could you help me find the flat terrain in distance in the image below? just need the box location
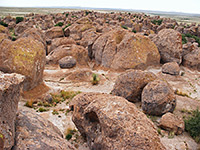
[0,7,200,24]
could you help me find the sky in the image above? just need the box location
[0,0,200,14]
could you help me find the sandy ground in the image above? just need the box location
[19,65,200,149]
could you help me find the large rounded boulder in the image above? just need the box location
[12,110,75,150]
[151,29,182,64]
[111,69,157,102]
[142,79,176,116]
[70,93,165,150]
[90,28,160,70]
[0,37,46,91]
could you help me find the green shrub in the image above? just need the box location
[91,73,99,85]
[184,108,200,142]
[182,34,187,44]
[85,11,92,16]
[121,25,128,30]
[132,29,136,33]
[37,107,49,112]
[0,21,8,27]
[182,33,200,47]
[66,13,69,17]
[71,15,77,18]
[62,23,71,32]
[16,17,24,24]
[151,19,163,25]
[54,22,63,27]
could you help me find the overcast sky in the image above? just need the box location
[0,0,200,14]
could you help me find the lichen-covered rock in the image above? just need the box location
[159,112,184,135]
[91,28,160,70]
[12,110,75,150]
[111,70,157,102]
[59,56,76,69]
[142,79,176,116]
[45,26,64,39]
[162,62,180,75]
[0,72,24,150]
[182,47,200,71]
[151,29,182,64]
[0,37,46,91]
[0,25,9,34]
[70,93,165,150]
[46,44,88,66]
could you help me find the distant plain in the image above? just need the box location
[0,7,200,24]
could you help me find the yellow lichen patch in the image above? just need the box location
[9,37,45,74]
[0,25,8,34]
[80,24,94,32]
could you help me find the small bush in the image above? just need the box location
[66,13,69,17]
[65,128,77,140]
[182,33,200,47]
[16,17,24,24]
[184,108,200,143]
[151,19,163,25]
[132,29,136,33]
[121,25,128,30]
[54,22,63,27]
[62,23,71,31]
[37,107,49,112]
[91,73,99,85]
[0,21,8,27]
[71,15,77,18]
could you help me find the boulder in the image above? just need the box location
[48,37,76,54]
[142,79,176,116]
[0,37,46,91]
[59,56,76,69]
[0,25,9,34]
[45,26,64,39]
[151,29,182,64]
[111,70,157,102]
[18,28,46,47]
[0,72,24,150]
[0,33,9,43]
[70,93,165,150]
[12,110,75,150]
[182,48,200,71]
[14,23,28,36]
[159,112,184,135]
[91,28,160,70]
[46,44,88,66]
[162,62,180,75]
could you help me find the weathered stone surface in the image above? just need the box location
[91,28,160,70]
[151,29,182,64]
[45,26,64,39]
[14,23,28,36]
[70,93,165,150]
[111,70,157,102]
[12,110,75,150]
[0,37,46,91]
[18,28,46,47]
[142,79,176,116]
[46,44,88,66]
[0,72,24,150]
[48,37,76,54]
[0,25,9,34]
[59,56,76,69]
[182,47,200,71]
[159,112,185,135]
[0,33,9,43]
[162,62,180,75]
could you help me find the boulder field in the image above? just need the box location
[0,10,200,149]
